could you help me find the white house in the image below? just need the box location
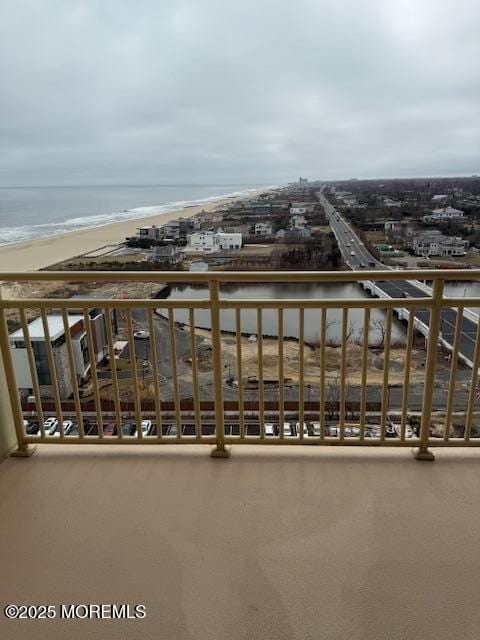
[254,222,273,236]
[185,231,220,253]
[290,206,306,215]
[422,206,464,223]
[217,233,242,250]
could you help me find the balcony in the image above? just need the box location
[1,269,480,638]
[1,269,480,458]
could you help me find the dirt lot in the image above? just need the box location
[190,328,428,387]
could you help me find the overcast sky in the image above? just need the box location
[1,0,479,186]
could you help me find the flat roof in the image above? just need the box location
[9,314,84,342]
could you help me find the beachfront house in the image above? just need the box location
[185,231,242,253]
[162,218,195,241]
[135,225,163,241]
[254,222,273,236]
[185,231,220,253]
[151,245,184,265]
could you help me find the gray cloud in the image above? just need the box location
[0,0,479,185]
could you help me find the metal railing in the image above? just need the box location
[1,269,480,460]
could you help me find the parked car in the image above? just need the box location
[264,423,275,436]
[65,424,79,437]
[282,423,295,437]
[103,421,116,437]
[133,330,150,339]
[121,422,137,436]
[141,420,152,437]
[25,422,40,435]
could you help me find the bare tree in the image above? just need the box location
[370,317,387,348]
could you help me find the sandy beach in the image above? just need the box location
[0,197,237,272]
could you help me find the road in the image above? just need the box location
[318,190,479,367]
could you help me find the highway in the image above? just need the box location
[318,191,479,367]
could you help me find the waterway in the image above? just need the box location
[162,282,408,343]
[161,281,480,343]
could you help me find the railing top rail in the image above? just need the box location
[1,269,480,284]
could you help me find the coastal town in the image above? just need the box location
[4,175,480,441]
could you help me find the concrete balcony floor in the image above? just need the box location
[1,445,480,640]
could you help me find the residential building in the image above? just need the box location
[151,245,184,265]
[412,230,468,257]
[185,231,220,253]
[423,207,465,223]
[290,205,306,215]
[254,222,273,236]
[162,218,195,240]
[217,233,242,250]
[135,225,163,241]
[291,214,307,228]
[9,315,90,399]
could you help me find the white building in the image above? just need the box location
[185,231,220,253]
[290,206,307,215]
[412,230,468,257]
[422,207,464,223]
[9,314,91,399]
[217,233,242,250]
[254,222,273,236]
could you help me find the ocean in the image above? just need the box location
[0,183,276,246]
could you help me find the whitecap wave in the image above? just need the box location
[0,185,280,247]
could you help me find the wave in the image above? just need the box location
[0,186,279,247]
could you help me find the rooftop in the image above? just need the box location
[1,445,480,639]
[9,314,83,342]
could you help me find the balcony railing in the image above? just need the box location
[1,269,480,460]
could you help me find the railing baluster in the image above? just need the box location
[359,307,370,441]
[19,309,45,438]
[417,279,444,460]
[400,308,414,441]
[235,309,245,440]
[298,308,305,441]
[188,308,201,439]
[278,308,285,440]
[257,308,265,439]
[147,309,163,439]
[40,308,64,438]
[380,309,393,441]
[61,308,84,439]
[209,279,228,457]
[104,306,122,440]
[126,309,143,439]
[319,308,326,440]
[444,306,463,442]
[83,307,103,438]
[465,318,480,442]
[339,308,348,440]
[167,308,182,440]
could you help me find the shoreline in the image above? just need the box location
[0,189,267,272]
